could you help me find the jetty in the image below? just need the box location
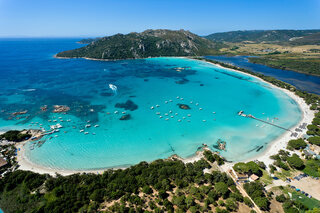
[238,111,291,132]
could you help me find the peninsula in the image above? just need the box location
[56,29,222,60]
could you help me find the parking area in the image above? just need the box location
[290,177,320,200]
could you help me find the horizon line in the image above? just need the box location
[1,28,320,39]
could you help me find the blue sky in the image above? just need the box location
[0,0,319,37]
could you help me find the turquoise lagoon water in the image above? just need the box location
[0,39,301,170]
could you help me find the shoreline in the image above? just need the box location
[14,57,315,176]
[198,58,315,171]
[16,141,205,176]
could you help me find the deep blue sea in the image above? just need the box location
[205,55,320,95]
[0,39,301,170]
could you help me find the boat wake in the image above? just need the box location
[108,84,117,95]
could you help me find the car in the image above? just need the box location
[290,186,296,189]
[305,193,309,196]
[273,177,279,180]
[301,191,305,194]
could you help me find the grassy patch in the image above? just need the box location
[260,169,273,185]
[274,169,292,181]
[291,191,320,210]
[281,186,320,210]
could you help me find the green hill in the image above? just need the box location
[57,29,221,60]
[290,32,320,45]
[77,38,101,44]
[205,30,320,43]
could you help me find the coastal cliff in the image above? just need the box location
[56,29,222,60]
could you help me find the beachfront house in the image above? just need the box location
[249,174,259,182]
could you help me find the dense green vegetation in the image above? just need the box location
[0,157,253,213]
[0,130,31,142]
[307,112,320,136]
[57,29,223,60]
[308,136,320,146]
[203,150,225,165]
[249,57,320,76]
[205,30,320,43]
[233,161,263,177]
[286,154,305,170]
[287,138,307,150]
[243,182,269,210]
[303,159,320,177]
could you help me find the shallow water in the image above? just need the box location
[0,39,301,170]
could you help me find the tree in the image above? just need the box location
[287,139,307,150]
[244,197,253,207]
[308,136,320,146]
[89,189,105,202]
[142,186,153,194]
[287,154,305,170]
[256,161,266,170]
[254,196,269,210]
[214,182,229,197]
[225,198,238,212]
[204,150,215,163]
[158,189,168,199]
[276,194,287,203]
[185,195,195,209]
[246,161,262,176]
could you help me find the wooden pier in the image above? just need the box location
[238,111,291,132]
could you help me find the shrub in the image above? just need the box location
[276,194,287,203]
[204,150,215,163]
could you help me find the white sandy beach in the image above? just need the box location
[14,58,315,176]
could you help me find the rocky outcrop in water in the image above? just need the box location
[120,114,131,120]
[115,100,138,111]
[177,104,191,110]
[53,105,70,113]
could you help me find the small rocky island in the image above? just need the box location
[120,114,131,120]
[53,105,70,113]
[177,103,191,110]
